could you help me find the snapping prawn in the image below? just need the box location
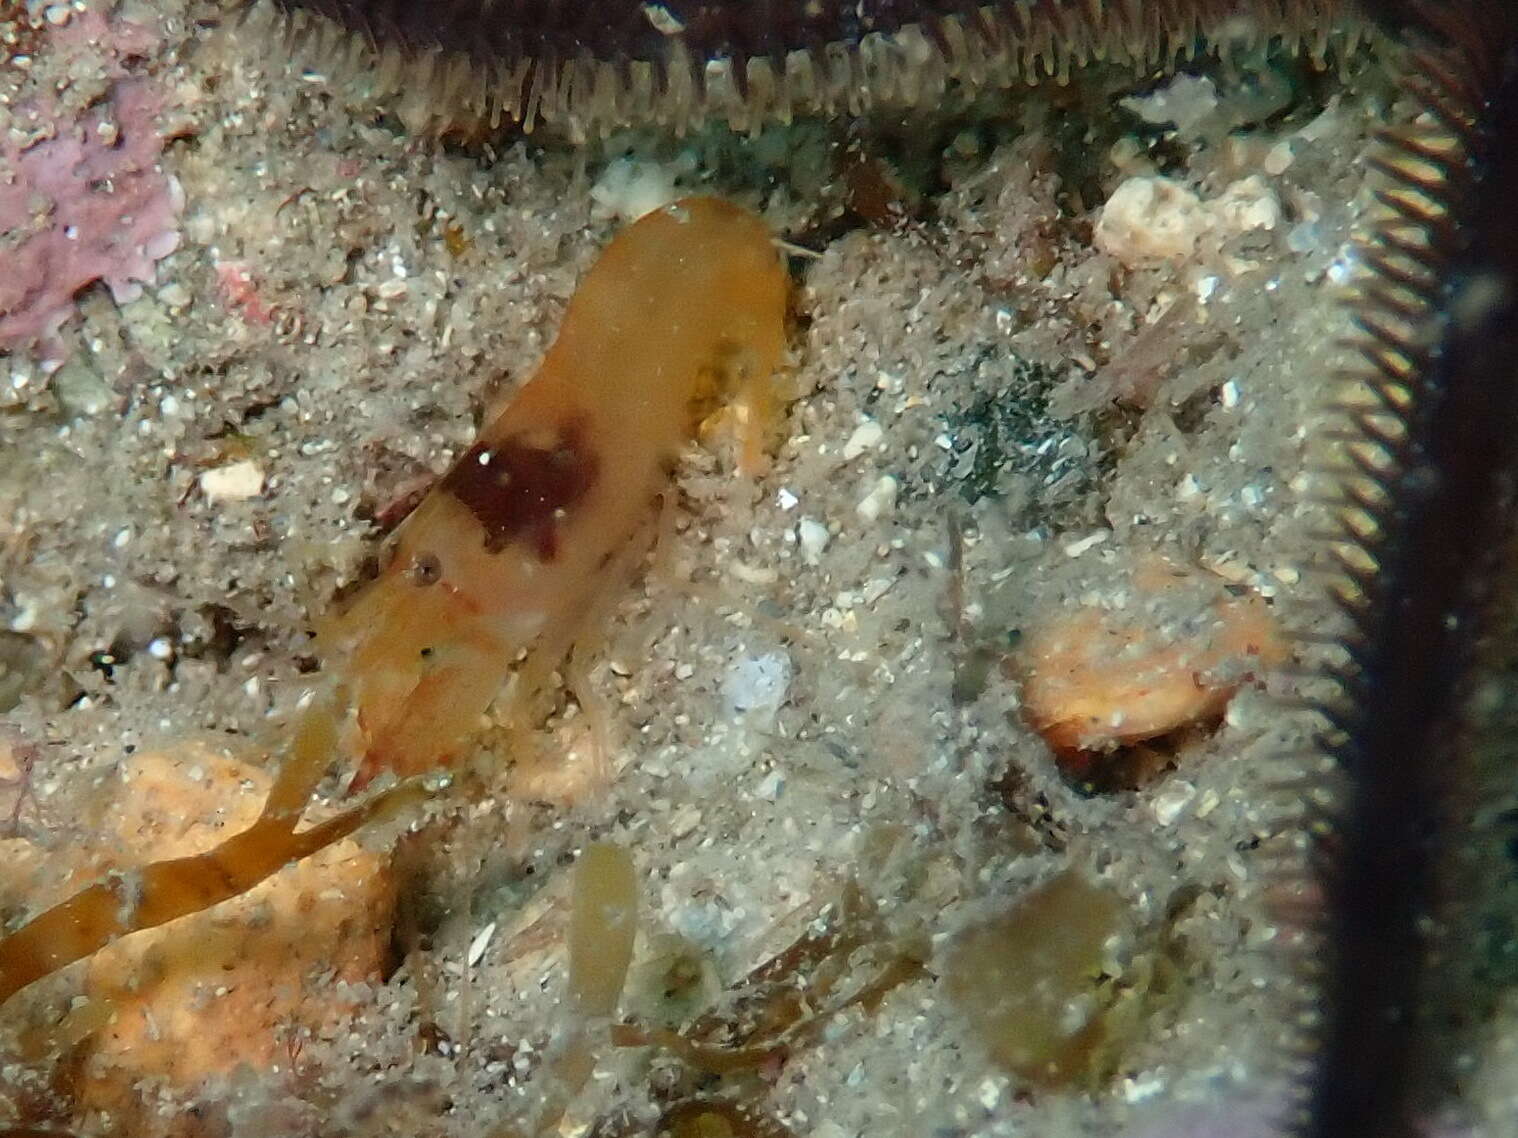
[323,196,789,789]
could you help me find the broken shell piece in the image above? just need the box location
[1096,174,1282,268]
[198,459,265,502]
[1014,556,1287,766]
[76,744,395,1136]
[1095,177,1206,263]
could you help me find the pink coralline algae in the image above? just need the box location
[0,14,181,365]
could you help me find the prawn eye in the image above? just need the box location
[409,552,443,586]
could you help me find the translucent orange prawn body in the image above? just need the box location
[319,197,789,790]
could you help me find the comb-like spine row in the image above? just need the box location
[242,0,1365,135]
[1291,3,1518,1135]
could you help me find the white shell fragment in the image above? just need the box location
[198,460,266,503]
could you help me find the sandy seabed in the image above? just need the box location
[3,3,1518,1135]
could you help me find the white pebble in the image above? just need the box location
[1210,175,1282,235]
[855,475,898,522]
[1119,73,1220,139]
[1095,176,1205,264]
[200,460,266,503]
[1122,1076,1168,1104]
[590,155,689,221]
[797,518,830,565]
[466,922,497,968]
[1151,780,1197,827]
[842,419,884,460]
[728,560,779,586]
[1264,140,1296,175]
[1326,245,1358,286]
[1062,530,1110,558]
[721,651,792,721]
[978,1076,1004,1111]
[669,804,702,838]
[753,769,784,801]
[1287,220,1322,254]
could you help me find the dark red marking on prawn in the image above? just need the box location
[440,417,600,560]
[1299,2,1518,1136]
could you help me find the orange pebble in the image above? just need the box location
[1015,556,1287,763]
[75,745,394,1136]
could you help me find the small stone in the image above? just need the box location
[1096,176,1206,264]
[1264,140,1296,175]
[797,517,830,564]
[590,155,686,221]
[978,1076,1004,1110]
[467,921,497,968]
[669,803,702,838]
[842,419,884,459]
[753,769,784,801]
[721,651,792,720]
[158,282,191,310]
[1119,73,1221,140]
[1151,780,1197,826]
[1062,530,1109,558]
[199,460,265,503]
[856,475,898,522]
[1210,175,1282,235]
[51,361,114,417]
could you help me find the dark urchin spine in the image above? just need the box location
[243,0,1364,134]
[1300,2,1518,1134]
